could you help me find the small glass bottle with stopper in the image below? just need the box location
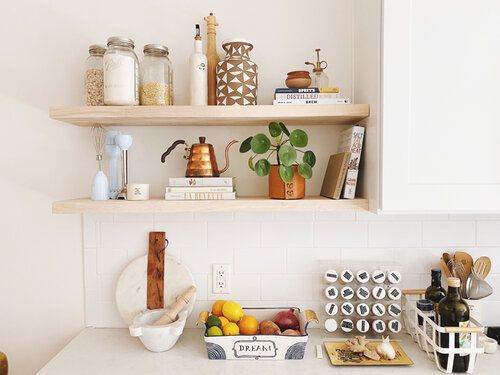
[305,48,329,89]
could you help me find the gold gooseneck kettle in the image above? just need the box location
[161,137,238,177]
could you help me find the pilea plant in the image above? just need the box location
[239,121,316,182]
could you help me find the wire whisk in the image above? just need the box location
[91,124,106,171]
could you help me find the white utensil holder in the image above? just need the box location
[402,290,485,373]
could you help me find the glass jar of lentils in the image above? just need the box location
[85,44,106,106]
[140,44,173,105]
[103,37,139,105]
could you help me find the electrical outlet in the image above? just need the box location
[212,264,231,294]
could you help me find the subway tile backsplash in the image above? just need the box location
[83,212,500,328]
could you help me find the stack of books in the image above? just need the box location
[165,177,236,200]
[273,87,350,105]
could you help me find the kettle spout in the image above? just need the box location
[218,140,238,175]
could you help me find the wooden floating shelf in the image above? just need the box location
[52,197,368,214]
[49,104,370,127]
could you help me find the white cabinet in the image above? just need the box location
[361,0,500,213]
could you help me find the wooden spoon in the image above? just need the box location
[473,256,491,280]
[441,257,452,278]
[442,252,454,277]
[454,251,474,278]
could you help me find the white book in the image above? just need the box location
[168,177,234,187]
[274,92,342,101]
[165,192,236,200]
[337,126,365,199]
[273,98,350,105]
[166,186,233,193]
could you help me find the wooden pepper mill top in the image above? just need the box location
[204,12,220,105]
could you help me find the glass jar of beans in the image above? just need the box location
[140,44,173,105]
[85,44,106,106]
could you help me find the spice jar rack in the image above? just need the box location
[401,290,485,373]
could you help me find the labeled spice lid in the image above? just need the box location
[388,319,402,333]
[107,36,135,48]
[388,287,402,300]
[341,302,355,316]
[356,319,369,333]
[388,303,402,317]
[356,270,370,284]
[341,286,355,300]
[372,302,386,317]
[372,319,386,333]
[356,303,370,317]
[372,286,386,300]
[324,318,338,332]
[416,299,434,312]
[340,319,354,332]
[324,269,338,283]
[324,286,338,300]
[372,270,386,284]
[387,270,402,284]
[356,286,370,300]
[325,303,338,316]
[340,269,354,284]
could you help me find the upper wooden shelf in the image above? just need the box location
[52,196,368,214]
[49,104,370,127]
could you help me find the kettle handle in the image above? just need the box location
[161,140,187,163]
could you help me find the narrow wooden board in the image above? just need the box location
[324,341,413,366]
[49,104,370,126]
[147,232,166,310]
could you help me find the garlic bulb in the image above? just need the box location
[376,336,396,360]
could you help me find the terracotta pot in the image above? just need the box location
[285,70,312,89]
[268,165,305,199]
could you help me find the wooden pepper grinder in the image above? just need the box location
[204,12,220,105]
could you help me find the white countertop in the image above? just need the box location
[38,328,499,374]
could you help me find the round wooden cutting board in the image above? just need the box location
[116,254,196,325]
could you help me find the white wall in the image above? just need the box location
[0,0,354,373]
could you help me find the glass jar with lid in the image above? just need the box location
[103,36,139,105]
[85,44,106,106]
[140,44,173,105]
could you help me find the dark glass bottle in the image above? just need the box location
[437,277,470,372]
[425,268,446,305]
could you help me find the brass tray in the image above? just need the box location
[324,341,413,366]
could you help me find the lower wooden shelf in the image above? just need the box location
[52,196,368,214]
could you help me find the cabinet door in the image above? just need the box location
[381,0,500,212]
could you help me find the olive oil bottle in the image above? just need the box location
[437,277,470,372]
[425,268,446,306]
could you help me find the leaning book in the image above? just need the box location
[337,126,365,199]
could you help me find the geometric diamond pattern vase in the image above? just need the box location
[216,39,258,105]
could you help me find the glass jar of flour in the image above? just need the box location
[103,37,139,105]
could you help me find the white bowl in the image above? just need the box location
[129,309,188,352]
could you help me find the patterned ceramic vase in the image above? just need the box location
[216,39,258,105]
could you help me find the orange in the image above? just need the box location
[211,300,226,317]
[238,315,259,335]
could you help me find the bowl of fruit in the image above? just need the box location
[197,300,318,360]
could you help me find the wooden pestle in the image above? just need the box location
[152,286,196,326]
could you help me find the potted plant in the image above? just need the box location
[240,122,316,199]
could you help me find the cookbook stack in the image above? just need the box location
[165,177,236,200]
[273,87,350,105]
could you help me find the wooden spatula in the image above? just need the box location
[454,251,474,278]
[473,256,491,280]
[147,231,167,310]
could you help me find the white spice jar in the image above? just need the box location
[103,37,139,105]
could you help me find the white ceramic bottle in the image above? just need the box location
[189,24,207,105]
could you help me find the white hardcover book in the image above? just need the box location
[337,126,365,199]
[274,92,342,101]
[168,177,234,187]
[166,186,233,193]
[165,192,236,200]
[273,98,350,105]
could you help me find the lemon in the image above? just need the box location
[207,326,223,336]
[206,315,221,328]
[219,316,229,327]
[222,322,240,336]
[211,300,226,317]
[222,301,243,322]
